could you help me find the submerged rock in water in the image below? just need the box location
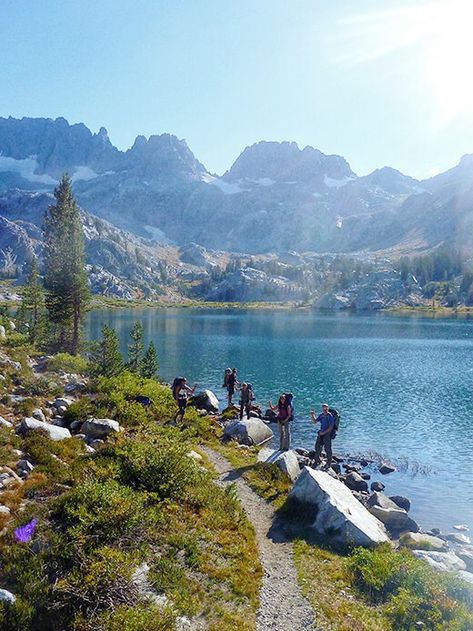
[379,462,396,475]
[289,467,389,548]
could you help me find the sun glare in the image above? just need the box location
[336,0,473,125]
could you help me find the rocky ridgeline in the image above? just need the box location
[217,400,473,588]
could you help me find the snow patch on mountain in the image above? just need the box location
[324,175,354,189]
[0,155,56,185]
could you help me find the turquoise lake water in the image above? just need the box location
[85,308,473,534]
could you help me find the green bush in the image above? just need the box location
[96,372,176,425]
[19,375,62,397]
[113,435,207,504]
[349,544,473,628]
[46,353,90,374]
[52,480,152,548]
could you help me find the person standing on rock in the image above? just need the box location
[227,368,238,406]
[172,377,197,422]
[239,382,253,420]
[310,403,334,470]
[268,393,293,451]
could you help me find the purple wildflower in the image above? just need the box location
[14,518,38,543]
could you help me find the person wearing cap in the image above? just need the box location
[310,403,335,470]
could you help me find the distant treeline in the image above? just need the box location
[396,248,473,305]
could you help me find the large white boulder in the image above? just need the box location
[257,448,301,482]
[18,417,71,441]
[289,467,389,548]
[413,550,466,573]
[224,418,273,446]
[0,588,16,605]
[80,418,120,439]
[188,389,219,413]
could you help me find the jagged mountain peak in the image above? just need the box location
[224,140,354,184]
[360,166,422,195]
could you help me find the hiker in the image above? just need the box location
[172,377,197,421]
[239,382,253,420]
[310,403,334,470]
[268,393,293,451]
[222,367,232,388]
[226,367,238,405]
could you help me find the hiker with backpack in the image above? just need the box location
[268,393,293,451]
[239,382,253,420]
[171,376,197,422]
[226,367,238,406]
[310,403,336,470]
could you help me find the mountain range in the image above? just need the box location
[1,115,473,257]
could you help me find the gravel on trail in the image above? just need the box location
[201,446,316,631]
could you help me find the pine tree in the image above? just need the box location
[20,257,46,345]
[141,341,159,378]
[127,321,144,373]
[91,324,123,377]
[43,174,90,354]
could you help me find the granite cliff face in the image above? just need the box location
[1,116,473,258]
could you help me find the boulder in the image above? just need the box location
[0,325,6,339]
[389,495,411,512]
[81,418,120,439]
[289,467,389,548]
[188,390,219,413]
[31,408,46,423]
[379,462,396,475]
[344,471,369,492]
[264,408,277,421]
[53,397,72,409]
[368,505,418,534]
[413,550,466,573]
[456,547,473,572]
[453,524,469,532]
[0,589,16,605]
[16,460,34,475]
[257,448,301,482]
[17,417,71,441]
[0,505,10,515]
[371,481,385,492]
[366,492,418,533]
[0,417,12,428]
[399,532,448,551]
[186,450,203,461]
[223,418,273,446]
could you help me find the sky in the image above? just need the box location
[2,0,473,179]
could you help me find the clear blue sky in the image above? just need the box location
[2,0,473,178]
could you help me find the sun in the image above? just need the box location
[336,0,473,125]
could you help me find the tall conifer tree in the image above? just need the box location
[141,341,159,378]
[127,321,144,373]
[43,174,90,354]
[91,324,123,377]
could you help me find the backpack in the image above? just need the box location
[223,368,232,388]
[247,383,254,401]
[172,377,185,398]
[284,393,294,421]
[328,408,340,438]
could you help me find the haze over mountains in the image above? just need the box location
[1,116,473,258]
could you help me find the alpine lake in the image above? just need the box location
[86,307,473,534]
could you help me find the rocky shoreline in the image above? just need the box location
[210,397,473,587]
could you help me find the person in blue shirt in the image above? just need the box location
[310,403,334,470]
